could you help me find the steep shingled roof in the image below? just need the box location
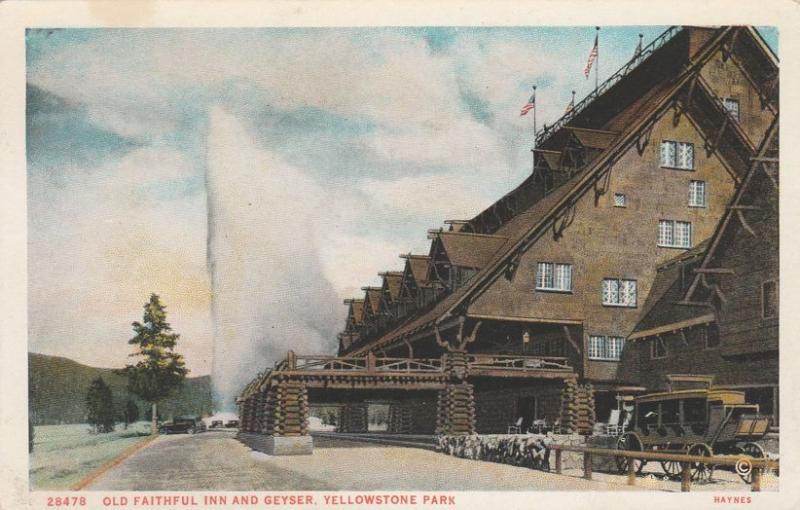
[628,241,714,339]
[347,299,365,326]
[405,255,433,288]
[435,232,508,269]
[381,271,404,301]
[347,27,763,356]
[363,288,382,315]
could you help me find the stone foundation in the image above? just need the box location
[237,432,313,456]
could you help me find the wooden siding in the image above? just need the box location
[714,163,778,357]
[699,49,775,146]
[625,326,777,390]
[467,105,738,383]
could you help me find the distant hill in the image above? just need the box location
[29,352,212,425]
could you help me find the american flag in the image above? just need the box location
[519,94,536,116]
[584,34,598,78]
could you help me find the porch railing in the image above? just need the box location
[467,353,572,372]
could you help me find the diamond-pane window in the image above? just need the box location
[660,140,694,170]
[602,278,636,307]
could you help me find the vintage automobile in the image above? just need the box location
[210,420,224,429]
[615,388,771,482]
[224,419,240,429]
[159,416,207,435]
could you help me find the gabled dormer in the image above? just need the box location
[377,271,403,328]
[399,254,438,310]
[360,287,383,336]
[338,298,364,353]
[426,230,507,291]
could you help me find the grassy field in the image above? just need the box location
[30,422,152,490]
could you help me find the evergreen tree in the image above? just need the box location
[122,294,188,435]
[86,377,115,433]
[122,399,139,430]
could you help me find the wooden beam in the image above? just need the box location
[562,325,582,355]
[736,209,757,237]
[466,313,582,325]
[751,156,779,163]
[627,314,716,340]
[761,162,779,189]
[727,205,760,210]
[693,268,735,274]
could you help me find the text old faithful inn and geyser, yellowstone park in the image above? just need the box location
[23,24,780,495]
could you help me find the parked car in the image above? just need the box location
[210,420,224,429]
[224,419,240,429]
[159,416,207,435]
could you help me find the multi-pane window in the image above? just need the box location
[762,280,778,319]
[602,278,637,307]
[689,180,706,207]
[658,220,692,248]
[588,335,625,361]
[651,336,667,359]
[536,262,572,292]
[660,140,694,170]
[723,98,740,120]
[614,193,626,207]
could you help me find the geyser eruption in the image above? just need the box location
[206,106,340,411]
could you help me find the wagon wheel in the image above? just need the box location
[616,432,646,475]
[660,448,684,480]
[737,442,765,484]
[688,443,714,482]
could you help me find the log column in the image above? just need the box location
[388,404,412,434]
[270,379,309,437]
[436,383,476,435]
[338,404,369,433]
[436,351,475,435]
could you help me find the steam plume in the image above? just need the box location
[206,107,340,411]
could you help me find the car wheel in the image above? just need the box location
[188,427,196,434]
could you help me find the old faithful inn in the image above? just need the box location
[237,26,778,442]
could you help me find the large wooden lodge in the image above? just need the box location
[334,26,779,433]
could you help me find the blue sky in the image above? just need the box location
[26,26,777,394]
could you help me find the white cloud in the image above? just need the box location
[28,146,213,374]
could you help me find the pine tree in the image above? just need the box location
[122,293,188,435]
[122,399,139,430]
[86,377,115,433]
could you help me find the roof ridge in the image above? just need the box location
[436,231,508,240]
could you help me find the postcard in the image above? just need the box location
[1,1,798,509]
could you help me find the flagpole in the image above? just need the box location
[595,26,600,94]
[532,85,537,149]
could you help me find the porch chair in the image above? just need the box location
[507,416,524,434]
[606,409,622,436]
[528,419,547,434]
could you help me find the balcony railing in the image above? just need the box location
[535,26,682,147]
[467,354,572,372]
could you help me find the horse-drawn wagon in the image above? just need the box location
[615,388,771,482]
